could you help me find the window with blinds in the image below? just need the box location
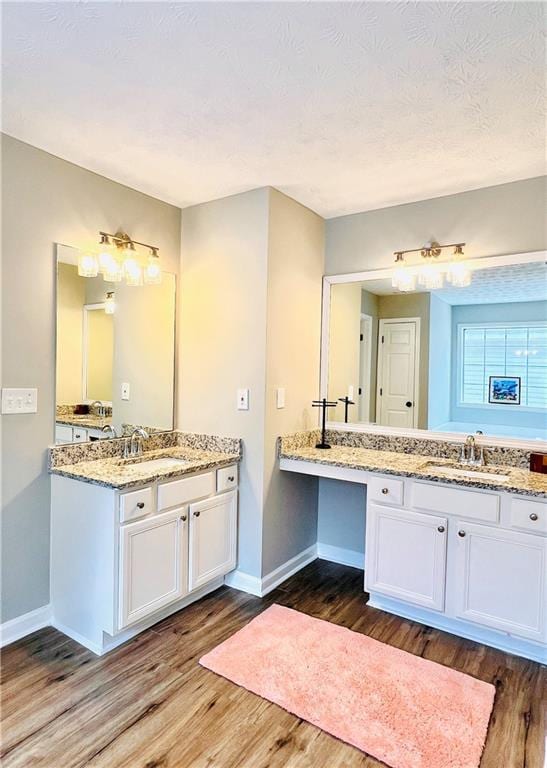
[460,323,547,409]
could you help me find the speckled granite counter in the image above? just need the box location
[279,431,547,498]
[56,414,113,430]
[49,431,242,490]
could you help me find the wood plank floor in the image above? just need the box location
[1,560,545,767]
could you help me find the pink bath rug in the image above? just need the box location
[200,604,495,768]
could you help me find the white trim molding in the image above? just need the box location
[0,604,52,648]
[225,545,318,598]
[317,543,364,569]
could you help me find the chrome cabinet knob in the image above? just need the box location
[180,514,187,522]
[529,513,538,521]
[193,510,200,517]
[228,476,235,482]
[381,488,389,495]
[137,502,145,509]
[437,525,445,533]
[458,530,466,537]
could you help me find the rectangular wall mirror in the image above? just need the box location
[55,243,176,444]
[322,253,547,443]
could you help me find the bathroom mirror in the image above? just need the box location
[321,252,547,444]
[55,244,176,443]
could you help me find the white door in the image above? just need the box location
[359,315,372,422]
[119,507,188,629]
[189,491,237,591]
[454,522,546,642]
[377,319,419,428]
[365,504,447,611]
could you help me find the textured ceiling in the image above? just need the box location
[1,1,545,217]
[359,261,547,304]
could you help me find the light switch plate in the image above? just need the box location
[1,388,38,414]
[237,388,249,410]
[276,387,286,409]
[121,382,130,401]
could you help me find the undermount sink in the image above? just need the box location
[125,457,190,472]
[422,462,510,482]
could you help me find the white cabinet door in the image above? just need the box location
[454,522,546,642]
[365,504,447,611]
[189,491,237,591]
[119,507,188,629]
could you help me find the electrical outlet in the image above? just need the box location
[1,388,38,414]
[276,387,286,409]
[237,388,249,410]
[121,382,130,401]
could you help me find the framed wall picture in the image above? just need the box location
[488,376,521,405]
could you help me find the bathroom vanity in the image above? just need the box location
[280,432,547,663]
[50,433,240,655]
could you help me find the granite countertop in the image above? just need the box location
[50,446,240,490]
[56,414,113,430]
[280,444,547,498]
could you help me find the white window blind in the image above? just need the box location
[461,323,547,409]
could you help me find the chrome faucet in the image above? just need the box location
[129,427,149,457]
[101,424,117,439]
[459,434,485,466]
[90,400,105,417]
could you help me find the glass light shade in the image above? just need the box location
[102,258,123,283]
[98,248,115,274]
[418,263,444,290]
[446,261,471,287]
[124,257,143,286]
[104,292,116,314]
[77,252,99,278]
[144,256,162,285]
[392,267,416,292]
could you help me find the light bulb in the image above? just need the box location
[447,261,471,287]
[104,291,115,314]
[391,254,416,292]
[102,257,123,283]
[124,257,143,286]
[98,248,115,274]
[78,252,99,277]
[419,263,444,290]
[144,255,162,285]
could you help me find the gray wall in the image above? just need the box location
[428,295,452,428]
[178,188,324,580]
[1,135,181,622]
[317,479,366,558]
[318,176,547,557]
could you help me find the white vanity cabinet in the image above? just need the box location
[365,504,447,611]
[364,477,547,661]
[51,465,239,655]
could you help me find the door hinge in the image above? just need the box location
[379,388,383,396]
[360,333,363,341]
[358,387,362,395]
[381,335,384,343]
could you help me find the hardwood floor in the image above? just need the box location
[1,559,545,767]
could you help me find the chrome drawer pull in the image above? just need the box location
[437,525,445,533]
[458,530,466,538]
[136,502,145,509]
[228,476,235,482]
[193,510,200,517]
[180,514,187,522]
[529,513,538,521]
[381,488,389,495]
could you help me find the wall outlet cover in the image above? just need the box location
[121,382,130,401]
[276,387,286,409]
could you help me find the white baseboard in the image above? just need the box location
[225,544,318,598]
[261,544,317,596]
[317,543,364,570]
[0,604,52,648]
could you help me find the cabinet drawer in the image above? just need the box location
[511,498,547,534]
[55,424,73,443]
[72,428,88,443]
[158,472,215,511]
[368,476,404,506]
[217,465,238,493]
[411,482,499,523]
[119,487,154,523]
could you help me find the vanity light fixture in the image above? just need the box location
[391,241,468,292]
[78,231,162,287]
[104,291,116,315]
